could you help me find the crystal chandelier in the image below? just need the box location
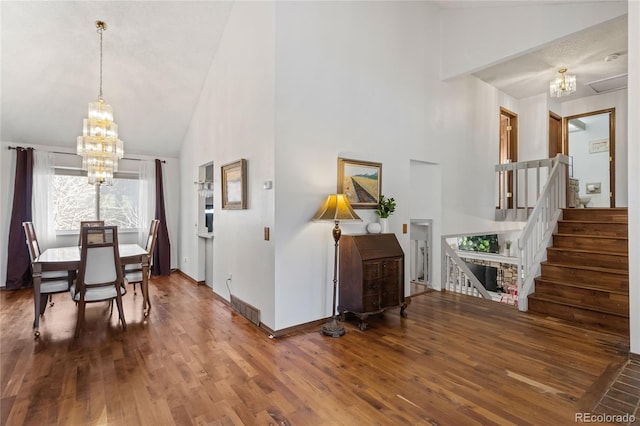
[549,68,577,98]
[77,21,124,185]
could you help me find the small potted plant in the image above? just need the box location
[375,195,396,233]
[505,240,512,256]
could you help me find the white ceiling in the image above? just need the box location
[0,2,629,158]
[1,1,233,158]
[472,14,628,100]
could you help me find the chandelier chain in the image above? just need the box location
[96,21,106,101]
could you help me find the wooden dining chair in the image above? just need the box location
[77,220,105,246]
[70,225,126,338]
[124,219,160,295]
[22,222,71,324]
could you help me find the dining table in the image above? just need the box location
[31,243,151,336]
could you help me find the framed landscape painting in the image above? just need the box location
[337,158,381,209]
[221,159,247,209]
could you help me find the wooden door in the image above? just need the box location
[549,112,563,157]
[499,107,518,209]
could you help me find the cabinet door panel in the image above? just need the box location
[362,261,381,280]
[380,290,400,308]
[363,279,382,297]
[362,294,380,312]
[380,259,400,279]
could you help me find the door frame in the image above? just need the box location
[499,107,518,209]
[563,108,616,207]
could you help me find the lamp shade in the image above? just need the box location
[312,194,362,222]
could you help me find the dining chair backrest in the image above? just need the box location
[22,222,41,262]
[77,226,121,288]
[78,220,105,246]
[73,225,126,337]
[24,221,71,336]
[124,220,160,295]
[146,219,160,257]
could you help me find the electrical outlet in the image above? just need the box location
[183,257,188,263]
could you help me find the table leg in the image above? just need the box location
[32,263,42,337]
[142,254,151,317]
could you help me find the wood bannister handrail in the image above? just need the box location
[495,154,569,222]
[441,241,491,299]
[441,154,568,309]
[516,154,569,310]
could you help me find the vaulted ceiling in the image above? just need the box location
[472,14,628,100]
[0,2,628,158]
[1,1,233,158]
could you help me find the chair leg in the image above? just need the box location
[114,293,127,330]
[75,300,86,338]
[133,282,137,296]
[39,293,48,315]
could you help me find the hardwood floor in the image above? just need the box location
[0,273,633,425]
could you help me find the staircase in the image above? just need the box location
[528,208,629,336]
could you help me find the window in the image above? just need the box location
[52,170,140,231]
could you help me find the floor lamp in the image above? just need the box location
[312,194,362,337]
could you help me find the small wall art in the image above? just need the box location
[589,139,609,154]
[337,158,381,209]
[221,159,247,209]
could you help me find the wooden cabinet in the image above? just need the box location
[338,234,407,330]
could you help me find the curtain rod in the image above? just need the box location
[6,146,166,163]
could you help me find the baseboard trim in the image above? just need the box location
[260,318,328,338]
[175,269,205,286]
[210,291,327,338]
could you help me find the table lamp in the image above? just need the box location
[312,194,362,337]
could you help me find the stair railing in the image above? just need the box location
[441,241,491,299]
[495,157,558,221]
[516,154,569,310]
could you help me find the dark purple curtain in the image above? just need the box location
[152,159,171,276]
[5,148,34,289]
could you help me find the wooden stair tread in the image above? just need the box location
[563,207,628,211]
[562,208,628,212]
[559,219,628,225]
[546,247,628,257]
[541,261,628,275]
[534,277,629,295]
[531,207,629,336]
[528,293,629,318]
[553,233,628,241]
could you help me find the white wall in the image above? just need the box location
[273,1,442,329]
[437,75,527,236]
[178,2,277,327]
[0,141,180,285]
[518,93,550,161]
[627,0,639,356]
[410,160,442,289]
[440,2,628,80]
[561,90,628,207]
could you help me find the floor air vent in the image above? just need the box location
[230,295,261,326]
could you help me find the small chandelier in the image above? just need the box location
[194,180,214,198]
[77,21,124,185]
[549,68,577,98]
